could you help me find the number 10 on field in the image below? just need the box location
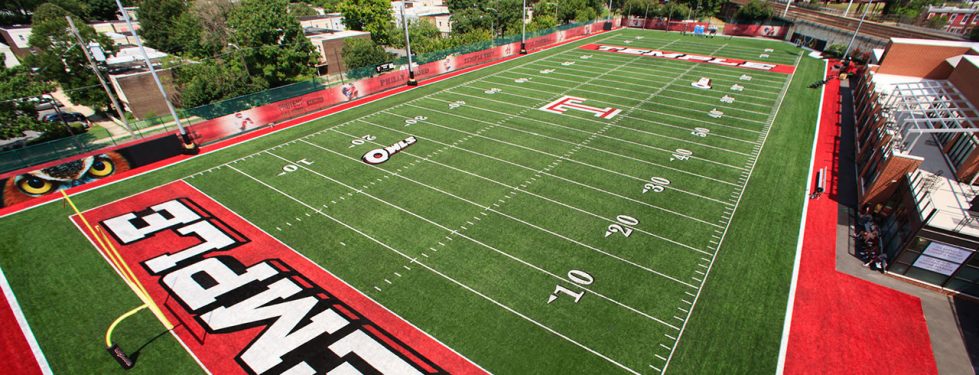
[547,270,594,304]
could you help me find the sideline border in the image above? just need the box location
[0,27,618,220]
[775,59,829,375]
[0,264,52,374]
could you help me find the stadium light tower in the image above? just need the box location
[521,0,528,54]
[400,2,418,86]
[783,0,793,17]
[113,0,194,150]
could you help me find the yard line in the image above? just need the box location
[309,136,712,257]
[174,31,625,181]
[410,99,749,173]
[225,165,642,374]
[262,150,691,325]
[479,75,771,117]
[661,51,803,374]
[366,116,729,226]
[387,106,743,189]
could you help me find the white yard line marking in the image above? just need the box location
[225,163,646,375]
[661,51,803,374]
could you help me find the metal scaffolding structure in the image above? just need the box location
[882,80,979,153]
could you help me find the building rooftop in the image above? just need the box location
[914,170,979,238]
[889,38,979,49]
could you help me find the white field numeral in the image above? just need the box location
[671,148,692,161]
[605,215,639,238]
[404,115,428,127]
[448,100,465,109]
[277,158,313,176]
[484,88,502,94]
[547,270,594,304]
[348,134,376,148]
[691,127,710,137]
[643,177,670,194]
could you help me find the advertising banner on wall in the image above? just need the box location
[723,24,789,39]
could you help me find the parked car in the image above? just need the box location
[29,95,62,111]
[41,112,90,128]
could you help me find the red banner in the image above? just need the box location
[723,24,789,38]
[72,181,485,375]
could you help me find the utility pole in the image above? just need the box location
[844,0,873,60]
[65,16,136,138]
[113,0,195,150]
[400,3,417,86]
[844,0,855,17]
[783,0,793,18]
[521,0,528,54]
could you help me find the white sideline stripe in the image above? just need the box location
[439,87,755,158]
[332,130,712,255]
[411,100,748,196]
[661,51,803,374]
[303,138,708,279]
[386,107,743,189]
[226,164,644,375]
[776,59,828,375]
[363,118,725,228]
[0,265,53,374]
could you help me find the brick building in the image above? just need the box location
[925,5,979,35]
[305,30,373,75]
[852,38,979,295]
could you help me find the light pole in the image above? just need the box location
[65,16,136,138]
[521,0,528,54]
[399,3,417,86]
[783,0,793,18]
[643,3,650,29]
[843,0,873,60]
[113,0,194,150]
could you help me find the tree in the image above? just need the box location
[187,0,236,58]
[575,6,599,22]
[341,38,390,77]
[26,4,118,111]
[925,15,948,29]
[0,65,54,141]
[137,0,189,54]
[733,0,772,22]
[172,57,265,108]
[228,0,317,87]
[301,0,341,12]
[969,27,979,42]
[338,0,395,45]
[288,2,319,17]
[389,20,447,54]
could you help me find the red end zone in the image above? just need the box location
[71,181,484,375]
[580,44,796,74]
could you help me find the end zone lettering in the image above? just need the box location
[580,44,796,74]
[73,181,483,375]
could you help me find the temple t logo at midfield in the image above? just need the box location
[363,136,417,165]
[539,96,622,119]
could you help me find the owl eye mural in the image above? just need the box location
[3,153,130,207]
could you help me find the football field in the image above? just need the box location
[0,28,826,374]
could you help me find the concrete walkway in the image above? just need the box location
[835,78,978,375]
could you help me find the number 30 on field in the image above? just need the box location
[547,270,594,304]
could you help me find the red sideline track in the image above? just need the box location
[783,62,937,374]
[0,26,614,219]
[0,26,618,374]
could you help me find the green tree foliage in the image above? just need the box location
[288,2,320,17]
[137,0,189,54]
[622,0,658,17]
[341,37,390,77]
[0,65,55,141]
[970,27,979,42]
[300,0,341,12]
[575,6,599,22]
[734,0,773,22]
[26,4,118,111]
[1,0,128,23]
[925,15,948,29]
[172,57,266,108]
[448,0,532,37]
[228,0,318,87]
[338,0,395,45]
[882,0,942,18]
[388,20,445,53]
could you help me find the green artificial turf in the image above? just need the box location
[0,28,824,374]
